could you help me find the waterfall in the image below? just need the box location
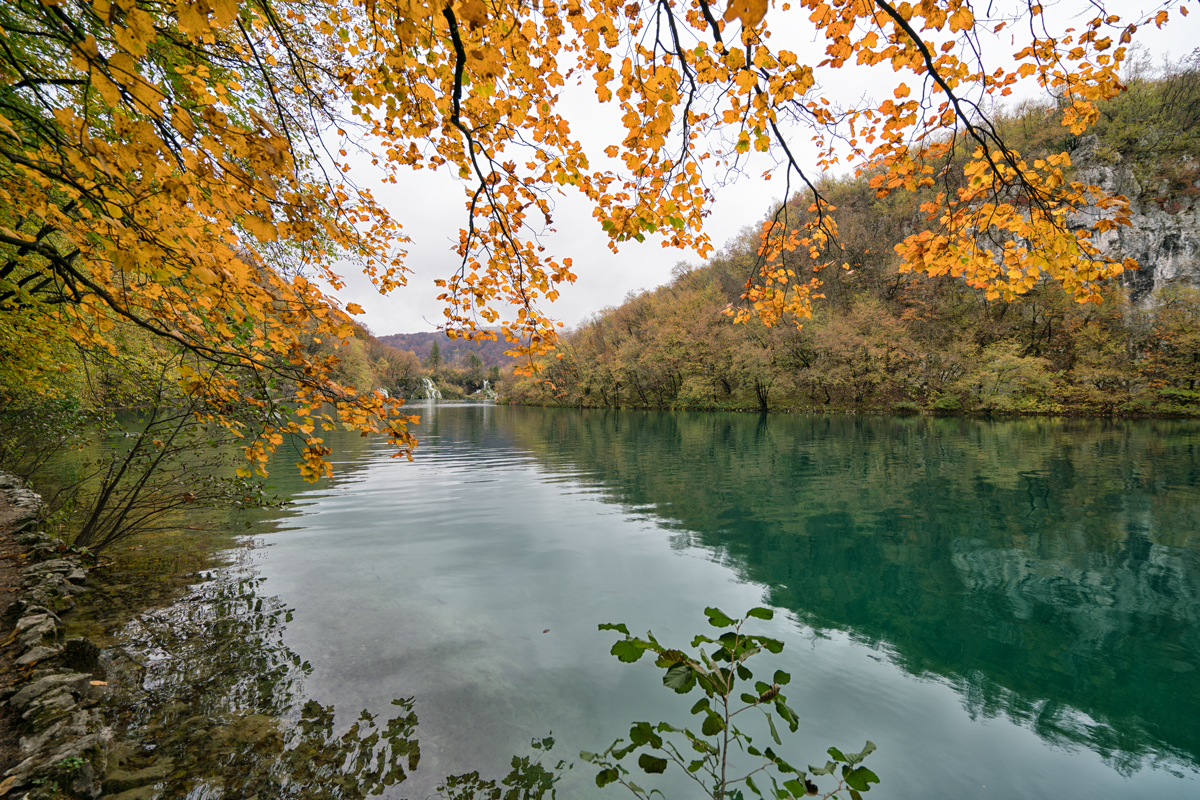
[420,377,441,400]
[481,380,498,400]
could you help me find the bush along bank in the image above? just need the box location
[0,473,110,799]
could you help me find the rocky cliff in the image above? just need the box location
[1074,135,1200,304]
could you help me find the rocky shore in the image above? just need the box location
[0,473,112,798]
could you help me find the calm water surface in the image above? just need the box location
[120,405,1200,798]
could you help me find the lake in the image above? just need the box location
[106,404,1200,798]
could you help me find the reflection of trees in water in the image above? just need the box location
[105,546,565,799]
[500,408,1200,771]
[106,550,420,798]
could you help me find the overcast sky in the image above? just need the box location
[328,4,1195,337]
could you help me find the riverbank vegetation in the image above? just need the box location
[504,59,1200,417]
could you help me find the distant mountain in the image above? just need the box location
[376,330,517,366]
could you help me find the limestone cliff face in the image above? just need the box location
[1072,135,1200,303]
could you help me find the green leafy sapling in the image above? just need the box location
[582,607,879,800]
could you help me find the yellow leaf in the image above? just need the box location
[723,0,769,29]
[456,0,488,28]
[212,0,239,27]
[243,214,278,243]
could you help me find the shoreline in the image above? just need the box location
[0,473,111,798]
[499,399,1200,418]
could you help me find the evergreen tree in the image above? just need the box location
[425,341,442,369]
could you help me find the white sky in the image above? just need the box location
[330,2,1197,337]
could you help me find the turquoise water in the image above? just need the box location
[119,405,1200,798]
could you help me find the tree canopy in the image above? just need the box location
[0,0,1187,476]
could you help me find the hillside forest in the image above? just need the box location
[505,59,1200,417]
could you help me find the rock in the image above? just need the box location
[102,758,175,794]
[16,645,63,667]
[99,786,160,800]
[68,568,88,584]
[60,638,102,673]
[1071,135,1200,305]
[15,613,54,632]
[8,603,58,623]
[44,733,109,798]
[18,617,60,649]
[23,559,77,576]
[18,719,65,756]
[21,688,76,730]
[72,759,101,798]
[9,673,91,709]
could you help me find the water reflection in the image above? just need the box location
[499,409,1200,772]
[103,542,568,799]
[104,406,1200,798]
[105,549,421,799]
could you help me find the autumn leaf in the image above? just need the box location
[723,0,769,28]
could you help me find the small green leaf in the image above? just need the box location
[701,712,725,736]
[766,712,781,745]
[663,663,694,692]
[746,775,761,796]
[847,741,877,766]
[774,698,799,731]
[691,698,711,715]
[760,637,784,654]
[598,622,630,635]
[704,607,736,628]
[849,790,864,800]
[579,751,597,763]
[611,639,646,663]
[844,767,880,792]
[691,634,715,647]
[737,646,761,664]
[828,747,846,762]
[808,761,836,776]
[740,692,758,705]
[783,779,805,797]
[773,669,791,686]
[596,768,620,787]
[746,607,774,620]
[629,721,663,748]
[612,743,636,759]
[638,754,668,774]
[736,663,752,681]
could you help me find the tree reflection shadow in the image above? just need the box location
[104,548,563,799]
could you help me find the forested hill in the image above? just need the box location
[504,61,1200,416]
[377,330,516,367]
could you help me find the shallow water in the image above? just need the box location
[112,405,1200,798]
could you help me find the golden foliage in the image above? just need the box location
[1,0,1186,476]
